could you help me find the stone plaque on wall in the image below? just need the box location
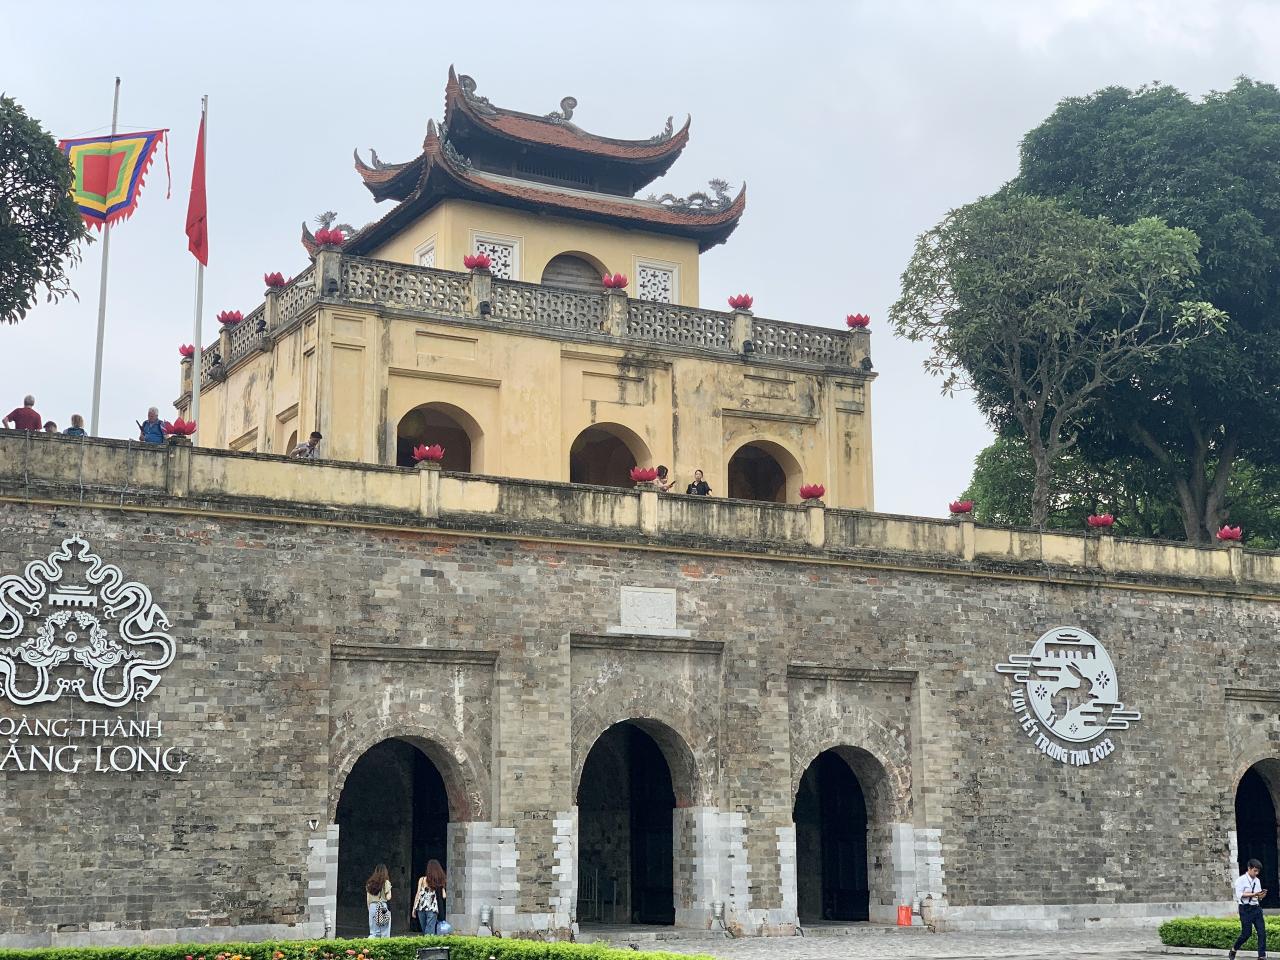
[609,585,690,637]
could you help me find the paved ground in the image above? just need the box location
[585,927,1169,959]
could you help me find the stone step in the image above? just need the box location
[799,921,931,937]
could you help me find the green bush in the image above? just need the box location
[0,937,714,960]
[1160,916,1280,950]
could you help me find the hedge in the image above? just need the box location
[0,937,716,960]
[1160,916,1280,950]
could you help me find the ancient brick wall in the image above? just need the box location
[0,499,1273,942]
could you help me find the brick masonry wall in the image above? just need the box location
[0,501,1274,941]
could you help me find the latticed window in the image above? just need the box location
[637,264,675,303]
[416,240,436,268]
[475,238,517,280]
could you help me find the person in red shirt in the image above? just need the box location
[2,395,41,431]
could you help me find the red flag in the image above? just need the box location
[185,112,208,265]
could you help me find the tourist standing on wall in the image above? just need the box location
[365,864,392,937]
[63,415,86,437]
[412,859,447,934]
[1230,858,1267,960]
[2,395,41,430]
[138,407,165,444]
[686,469,711,496]
[290,431,323,459]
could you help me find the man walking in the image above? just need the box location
[1231,858,1268,960]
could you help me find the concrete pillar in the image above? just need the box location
[731,309,753,353]
[469,269,493,318]
[165,441,192,498]
[315,249,342,297]
[959,519,976,561]
[805,501,825,549]
[604,289,628,337]
[638,487,659,535]
[418,461,441,518]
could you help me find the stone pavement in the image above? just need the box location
[590,927,1168,959]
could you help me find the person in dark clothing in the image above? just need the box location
[138,407,165,444]
[686,469,712,496]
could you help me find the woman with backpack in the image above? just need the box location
[411,859,447,935]
[365,863,392,937]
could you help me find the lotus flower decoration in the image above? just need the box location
[463,253,492,271]
[263,272,287,288]
[846,313,871,329]
[602,273,629,289]
[800,483,826,501]
[314,228,345,247]
[727,294,754,310]
[629,466,658,483]
[413,443,446,463]
[1217,524,1243,541]
[216,310,244,326]
[948,499,974,515]
[162,417,197,437]
[1086,514,1115,528]
[178,344,195,359]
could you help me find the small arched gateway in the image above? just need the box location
[793,746,894,924]
[569,423,651,489]
[396,403,483,472]
[1236,760,1280,908]
[727,440,801,503]
[541,252,608,293]
[333,737,460,937]
[576,719,697,927]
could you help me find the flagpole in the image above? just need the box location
[189,95,207,443]
[89,76,121,437]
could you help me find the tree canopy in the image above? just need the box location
[1013,79,1280,541]
[890,192,1223,527]
[0,94,86,324]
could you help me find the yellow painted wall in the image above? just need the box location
[368,199,701,306]
[188,303,875,509]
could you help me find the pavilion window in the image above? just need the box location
[637,263,676,304]
[474,236,519,280]
[415,238,436,268]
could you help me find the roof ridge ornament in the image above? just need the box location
[648,116,675,143]
[458,74,497,116]
[442,138,473,171]
[544,96,578,125]
[648,178,734,213]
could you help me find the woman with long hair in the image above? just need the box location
[411,859,447,935]
[365,863,392,937]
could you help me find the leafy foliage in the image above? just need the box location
[0,936,714,960]
[1015,79,1280,541]
[890,192,1223,527]
[0,94,87,324]
[1160,915,1280,949]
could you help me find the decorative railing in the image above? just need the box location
[194,256,864,382]
[489,278,606,333]
[626,300,733,350]
[339,257,468,315]
[750,318,852,366]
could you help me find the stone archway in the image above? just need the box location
[396,403,484,472]
[542,252,608,293]
[575,718,699,927]
[569,423,652,489]
[1236,758,1280,908]
[727,439,802,503]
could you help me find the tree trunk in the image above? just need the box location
[1131,424,1238,544]
[1030,443,1053,530]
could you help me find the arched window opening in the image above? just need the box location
[335,738,449,936]
[728,442,796,503]
[542,253,605,293]
[794,748,874,923]
[577,721,676,926]
[285,430,298,456]
[569,424,648,488]
[1237,763,1280,908]
[396,404,480,472]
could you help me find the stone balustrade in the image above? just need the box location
[195,254,866,383]
[2,432,1273,593]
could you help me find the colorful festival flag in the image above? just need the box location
[58,129,170,230]
[185,114,208,265]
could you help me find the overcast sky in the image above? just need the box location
[4,0,1278,516]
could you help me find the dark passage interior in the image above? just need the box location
[1237,765,1280,908]
[727,443,788,502]
[335,739,449,935]
[577,722,676,925]
[794,749,870,922]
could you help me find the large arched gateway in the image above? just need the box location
[334,739,450,936]
[1236,760,1280,908]
[576,720,682,926]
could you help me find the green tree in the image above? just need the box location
[963,436,1280,547]
[890,193,1223,528]
[1015,79,1280,542]
[0,94,87,324]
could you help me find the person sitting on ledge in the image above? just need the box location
[2,395,41,431]
[138,407,165,444]
[63,415,86,438]
[43,421,57,433]
[290,431,323,459]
